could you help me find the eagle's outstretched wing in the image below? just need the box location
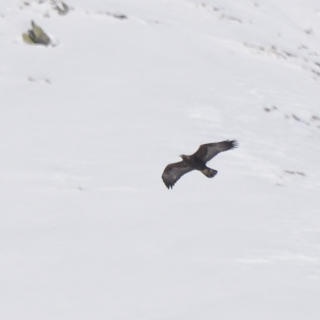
[192,140,238,163]
[162,161,194,189]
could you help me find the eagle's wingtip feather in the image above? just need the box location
[230,139,239,149]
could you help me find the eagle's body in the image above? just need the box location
[162,140,238,189]
[180,155,217,178]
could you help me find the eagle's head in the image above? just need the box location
[180,155,189,161]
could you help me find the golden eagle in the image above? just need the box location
[162,140,238,189]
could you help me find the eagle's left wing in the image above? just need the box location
[193,140,238,163]
[162,161,194,189]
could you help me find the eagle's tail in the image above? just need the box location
[201,168,217,178]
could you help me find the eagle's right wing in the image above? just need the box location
[193,140,238,163]
[162,161,194,189]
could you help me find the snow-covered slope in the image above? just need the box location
[1,0,320,319]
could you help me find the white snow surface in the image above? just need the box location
[1,0,320,319]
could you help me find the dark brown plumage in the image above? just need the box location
[162,140,238,189]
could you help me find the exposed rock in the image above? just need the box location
[51,1,69,16]
[22,21,51,46]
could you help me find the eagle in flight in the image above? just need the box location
[162,140,238,189]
